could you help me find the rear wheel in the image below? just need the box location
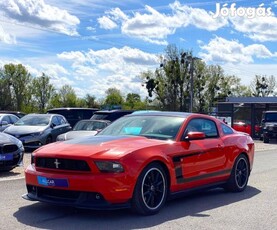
[132,163,168,215]
[263,136,269,143]
[225,154,249,192]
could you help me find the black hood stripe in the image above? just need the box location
[64,135,135,145]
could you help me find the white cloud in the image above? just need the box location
[0,0,80,36]
[98,16,118,30]
[0,24,16,44]
[57,46,159,98]
[98,1,227,45]
[222,63,277,86]
[230,15,277,42]
[199,36,277,64]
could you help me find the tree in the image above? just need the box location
[84,94,99,108]
[59,85,78,107]
[251,75,276,97]
[0,68,13,110]
[141,45,250,113]
[32,73,55,113]
[104,87,124,108]
[125,93,141,109]
[3,63,31,111]
[142,45,193,111]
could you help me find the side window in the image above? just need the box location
[185,118,219,138]
[52,116,61,126]
[58,116,66,125]
[221,123,234,135]
[2,116,10,123]
[10,115,19,124]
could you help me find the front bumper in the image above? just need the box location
[22,187,130,210]
[23,164,134,210]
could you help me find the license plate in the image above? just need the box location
[37,176,69,187]
[0,154,13,161]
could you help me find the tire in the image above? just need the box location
[263,137,269,143]
[225,154,249,192]
[132,163,168,215]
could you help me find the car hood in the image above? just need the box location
[59,131,98,140]
[35,135,167,159]
[0,132,20,145]
[264,122,277,126]
[4,125,46,135]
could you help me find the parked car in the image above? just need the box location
[47,108,99,127]
[0,132,24,171]
[261,111,277,143]
[232,120,261,136]
[4,114,71,149]
[0,113,19,132]
[57,119,110,141]
[0,111,26,118]
[23,112,254,215]
[91,109,133,122]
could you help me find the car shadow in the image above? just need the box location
[0,170,21,178]
[14,186,261,229]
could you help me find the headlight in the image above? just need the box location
[268,126,274,131]
[30,132,42,137]
[95,161,124,173]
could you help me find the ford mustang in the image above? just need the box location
[22,112,254,215]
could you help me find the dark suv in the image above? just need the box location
[261,111,277,143]
[91,110,134,122]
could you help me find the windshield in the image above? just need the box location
[265,113,277,122]
[98,115,185,140]
[15,115,50,126]
[73,120,107,131]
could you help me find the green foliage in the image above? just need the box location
[32,73,55,113]
[251,75,276,97]
[2,63,31,111]
[104,87,124,108]
[141,45,251,113]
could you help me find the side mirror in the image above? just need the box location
[0,121,9,126]
[184,131,206,141]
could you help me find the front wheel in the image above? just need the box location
[132,163,168,215]
[225,154,249,192]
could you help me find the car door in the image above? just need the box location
[174,118,227,186]
[50,116,63,140]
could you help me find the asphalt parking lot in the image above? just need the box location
[1,139,276,182]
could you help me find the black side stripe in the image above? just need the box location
[175,168,231,184]
[173,152,231,184]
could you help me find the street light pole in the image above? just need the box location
[189,57,194,113]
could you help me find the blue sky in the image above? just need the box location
[0,0,277,99]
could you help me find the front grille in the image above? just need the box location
[1,144,19,154]
[36,157,91,171]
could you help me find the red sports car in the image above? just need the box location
[23,112,255,215]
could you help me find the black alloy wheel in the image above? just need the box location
[225,154,249,192]
[132,163,168,215]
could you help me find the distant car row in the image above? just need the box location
[0,109,134,171]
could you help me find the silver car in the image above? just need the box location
[57,119,110,141]
[0,113,19,132]
[0,132,24,171]
[4,114,71,149]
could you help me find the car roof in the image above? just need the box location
[127,111,194,118]
[0,113,18,116]
[77,119,110,123]
[94,110,133,114]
